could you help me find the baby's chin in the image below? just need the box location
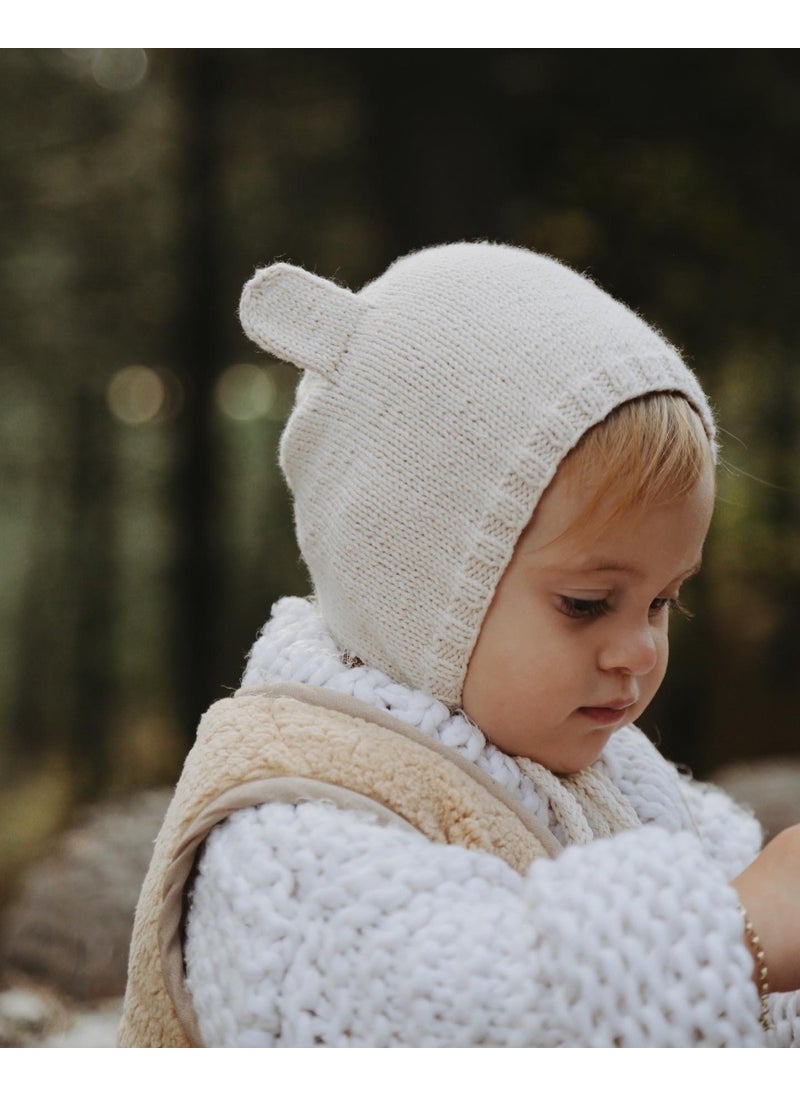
[525,727,618,775]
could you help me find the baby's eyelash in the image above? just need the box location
[559,596,610,619]
[559,596,695,621]
[654,597,694,620]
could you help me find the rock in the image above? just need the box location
[0,787,170,1002]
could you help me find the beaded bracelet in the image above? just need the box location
[739,904,770,1030]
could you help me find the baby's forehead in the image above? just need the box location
[512,469,712,590]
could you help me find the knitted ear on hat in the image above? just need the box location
[239,263,366,379]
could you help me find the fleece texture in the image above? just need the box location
[118,685,562,1047]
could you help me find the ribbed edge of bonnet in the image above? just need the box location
[429,351,715,704]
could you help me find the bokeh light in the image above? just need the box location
[107,365,182,426]
[215,364,277,421]
[91,49,148,92]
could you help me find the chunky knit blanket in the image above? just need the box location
[184,598,800,1046]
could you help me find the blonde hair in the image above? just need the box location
[557,391,714,538]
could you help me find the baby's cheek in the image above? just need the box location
[657,631,670,668]
[645,640,670,697]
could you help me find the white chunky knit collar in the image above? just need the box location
[240,597,691,846]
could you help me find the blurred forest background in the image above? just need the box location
[2,47,800,902]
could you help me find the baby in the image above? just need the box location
[119,242,800,1047]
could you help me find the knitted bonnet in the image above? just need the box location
[239,241,715,707]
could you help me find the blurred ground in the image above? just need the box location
[0,787,170,1047]
[712,757,800,843]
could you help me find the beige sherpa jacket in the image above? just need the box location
[118,683,562,1047]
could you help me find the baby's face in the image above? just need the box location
[461,458,716,773]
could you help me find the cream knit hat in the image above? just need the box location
[240,242,715,707]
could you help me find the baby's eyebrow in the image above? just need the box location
[558,559,703,580]
[679,561,703,580]
[577,559,636,574]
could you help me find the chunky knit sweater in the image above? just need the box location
[182,599,799,1047]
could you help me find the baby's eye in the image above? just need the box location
[650,597,694,619]
[559,596,610,620]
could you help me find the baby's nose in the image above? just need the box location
[598,624,658,677]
